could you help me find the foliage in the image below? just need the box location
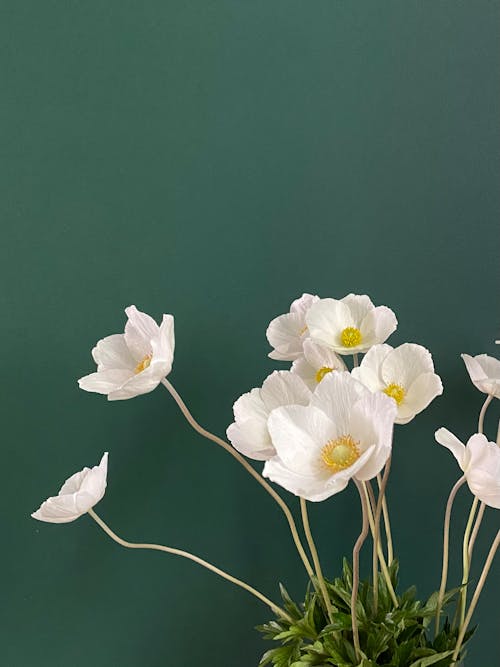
[257,560,475,667]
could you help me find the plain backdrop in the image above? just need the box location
[1,2,499,665]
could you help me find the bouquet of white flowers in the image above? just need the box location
[32,295,500,666]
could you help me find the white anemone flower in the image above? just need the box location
[227,371,311,460]
[263,372,397,502]
[461,354,500,399]
[78,305,175,401]
[266,293,320,361]
[435,429,500,509]
[32,453,108,523]
[306,294,397,355]
[351,343,443,424]
[291,339,347,390]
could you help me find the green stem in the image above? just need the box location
[300,498,334,623]
[161,379,314,580]
[352,480,370,662]
[372,460,392,614]
[88,509,292,622]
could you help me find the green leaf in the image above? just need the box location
[409,650,454,667]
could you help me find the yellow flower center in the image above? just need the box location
[299,325,308,336]
[340,327,362,348]
[134,354,152,374]
[321,435,360,473]
[383,383,406,405]
[315,366,334,383]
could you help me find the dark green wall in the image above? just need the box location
[1,2,498,665]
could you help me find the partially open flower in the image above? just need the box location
[351,343,443,424]
[291,339,347,390]
[306,294,397,356]
[461,354,500,399]
[266,293,320,361]
[32,453,108,523]
[435,429,500,508]
[78,305,175,400]
[227,371,311,460]
[263,372,397,501]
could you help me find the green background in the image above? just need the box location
[1,2,498,665]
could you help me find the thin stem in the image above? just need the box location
[88,509,292,622]
[467,501,485,562]
[300,498,333,623]
[378,473,394,564]
[362,482,399,607]
[352,354,359,368]
[435,475,467,637]
[161,379,314,580]
[458,497,478,627]
[373,459,392,613]
[352,480,370,662]
[452,529,500,664]
[477,394,494,434]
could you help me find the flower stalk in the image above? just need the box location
[352,480,370,661]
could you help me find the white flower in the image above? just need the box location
[306,294,397,355]
[291,339,347,390]
[32,453,108,523]
[266,293,320,361]
[78,305,175,401]
[227,371,311,460]
[263,372,397,502]
[461,354,500,399]
[351,343,443,424]
[435,429,500,509]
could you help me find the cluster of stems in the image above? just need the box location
[87,376,498,667]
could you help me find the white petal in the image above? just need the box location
[359,306,397,349]
[381,343,435,388]
[340,294,374,326]
[106,366,163,400]
[306,299,355,350]
[150,314,175,375]
[263,457,349,502]
[227,389,272,460]
[32,494,82,524]
[466,434,500,508]
[435,428,466,469]
[291,356,317,390]
[302,339,347,372]
[310,371,368,433]
[261,371,311,411]
[78,369,134,395]
[79,452,108,502]
[233,388,268,423]
[290,293,320,317]
[267,312,306,361]
[462,354,500,397]
[351,344,392,392]
[91,334,135,372]
[267,405,337,474]
[398,372,443,423]
[124,305,159,361]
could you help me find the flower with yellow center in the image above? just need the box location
[352,343,443,424]
[78,305,175,401]
[306,293,397,355]
[263,371,397,502]
[291,339,347,390]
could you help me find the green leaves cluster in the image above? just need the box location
[257,560,474,667]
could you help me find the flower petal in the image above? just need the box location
[306,299,355,350]
[124,305,159,361]
[398,372,443,423]
[260,371,311,411]
[267,312,306,361]
[340,294,374,326]
[359,306,397,349]
[92,334,136,372]
[462,354,500,397]
[78,369,134,395]
[351,344,392,392]
[435,428,467,469]
[381,343,435,388]
[263,456,349,502]
[311,371,368,434]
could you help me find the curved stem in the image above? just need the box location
[352,480,370,661]
[467,501,485,562]
[452,529,500,664]
[88,509,292,622]
[300,498,333,623]
[361,482,398,607]
[373,459,392,613]
[477,394,494,434]
[458,497,478,627]
[377,472,394,564]
[435,475,467,636]
[161,379,314,580]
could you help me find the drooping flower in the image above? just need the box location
[291,339,347,390]
[435,429,500,508]
[461,354,500,399]
[227,371,311,460]
[32,453,108,523]
[78,305,175,400]
[266,293,320,361]
[351,343,443,424]
[263,372,397,501]
[306,294,397,356]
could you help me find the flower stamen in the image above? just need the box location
[134,354,152,374]
[341,327,362,348]
[315,366,334,383]
[383,383,406,405]
[321,435,360,473]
